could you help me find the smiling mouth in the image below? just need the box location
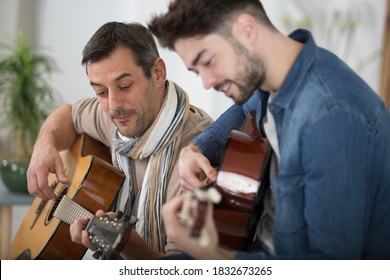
[215,81,231,95]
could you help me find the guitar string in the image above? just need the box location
[61,196,93,223]
[53,195,93,225]
[52,195,122,229]
[48,181,122,229]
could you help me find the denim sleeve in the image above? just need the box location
[299,110,375,259]
[192,104,246,166]
[192,93,261,166]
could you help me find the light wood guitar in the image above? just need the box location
[7,134,125,259]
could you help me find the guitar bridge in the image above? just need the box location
[217,171,259,195]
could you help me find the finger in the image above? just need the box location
[33,166,57,200]
[30,176,55,201]
[70,218,88,244]
[38,181,57,200]
[26,165,48,200]
[26,172,40,197]
[205,201,215,225]
[198,160,217,183]
[105,211,118,219]
[163,196,180,224]
[36,157,67,200]
[163,196,189,239]
[203,202,219,243]
[81,230,97,251]
[95,209,106,218]
[54,158,69,184]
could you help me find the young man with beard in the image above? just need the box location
[26,21,213,259]
[148,0,390,259]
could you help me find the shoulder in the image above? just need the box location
[71,97,115,147]
[180,105,213,144]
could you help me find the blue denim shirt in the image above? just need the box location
[192,29,390,259]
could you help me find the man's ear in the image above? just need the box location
[233,13,258,44]
[153,58,167,87]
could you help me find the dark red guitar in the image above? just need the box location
[181,113,272,250]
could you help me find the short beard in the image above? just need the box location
[111,80,158,138]
[232,42,266,105]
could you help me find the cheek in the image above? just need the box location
[96,98,110,113]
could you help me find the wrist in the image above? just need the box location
[215,247,235,260]
[186,143,202,154]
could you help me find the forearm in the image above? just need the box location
[192,104,246,166]
[119,228,165,260]
[34,104,77,152]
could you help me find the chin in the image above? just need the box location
[231,96,248,105]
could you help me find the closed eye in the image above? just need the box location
[96,90,108,97]
[119,84,131,91]
[204,59,212,66]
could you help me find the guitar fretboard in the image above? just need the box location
[53,195,94,225]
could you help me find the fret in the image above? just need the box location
[53,195,93,225]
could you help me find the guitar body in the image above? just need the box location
[7,134,125,260]
[201,113,271,250]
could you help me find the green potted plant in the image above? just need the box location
[0,31,59,193]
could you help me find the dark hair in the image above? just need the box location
[148,0,274,50]
[82,22,160,78]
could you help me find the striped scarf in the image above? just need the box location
[112,80,189,252]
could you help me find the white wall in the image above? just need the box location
[34,0,233,120]
[262,0,387,93]
[1,0,386,121]
[0,0,19,37]
[0,0,387,120]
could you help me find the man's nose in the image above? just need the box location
[200,72,217,90]
[108,89,125,111]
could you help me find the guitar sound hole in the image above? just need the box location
[44,183,69,225]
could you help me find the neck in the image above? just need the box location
[259,32,303,92]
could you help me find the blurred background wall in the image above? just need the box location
[1,0,387,121]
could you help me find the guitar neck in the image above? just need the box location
[53,195,94,225]
[53,194,130,259]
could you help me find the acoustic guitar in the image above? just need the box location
[7,134,126,260]
[180,113,272,250]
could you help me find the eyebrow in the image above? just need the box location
[115,72,132,81]
[190,50,207,68]
[90,72,132,86]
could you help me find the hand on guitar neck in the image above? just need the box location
[179,187,222,247]
[163,191,236,260]
[69,208,134,260]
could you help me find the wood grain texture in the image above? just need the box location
[7,134,124,259]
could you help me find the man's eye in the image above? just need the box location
[120,85,131,91]
[203,57,213,67]
[189,69,199,76]
[96,90,107,97]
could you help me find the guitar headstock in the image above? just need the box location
[85,214,132,259]
[179,187,222,247]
